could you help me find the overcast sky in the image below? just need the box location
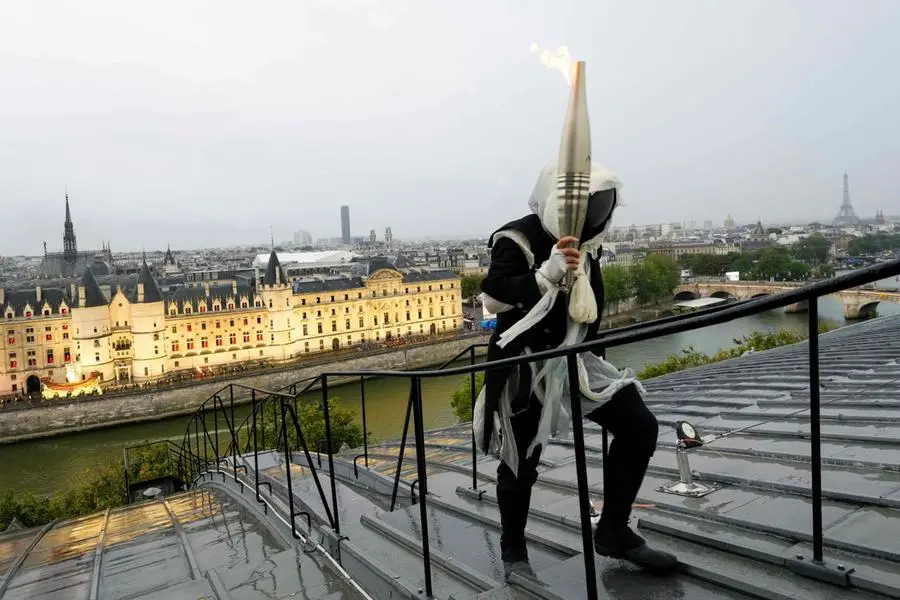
[1,0,898,254]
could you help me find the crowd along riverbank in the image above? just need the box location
[0,333,489,444]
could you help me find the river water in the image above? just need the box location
[5,286,900,496]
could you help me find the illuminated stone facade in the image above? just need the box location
[0,251,462,396]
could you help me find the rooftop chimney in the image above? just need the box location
[0,288,5,305]
[204,283,210,297]
[78,285,86,306]
[232,281,238,295]
[35,286,42,304]
[137,282,145,303]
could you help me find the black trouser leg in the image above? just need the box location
[586,383,658,529]
[496,396,542,563]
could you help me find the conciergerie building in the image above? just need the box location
[0,249,462,397]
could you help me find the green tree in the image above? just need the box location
[0,442,172,531]
[238,396,364,453]
[461,275,485,300]
[679,254,733,276]
[848,233,900,256]
[637,324,832,380]
[791,234,831,265]
[632,254,680,305]
[601,264,633,312]
[754,247,794,280]
[450,372,484,423]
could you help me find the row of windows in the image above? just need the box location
[297,283,456,306]
[167,298,263,316]
[170,331,266,352]
[8,347,71,369]
[3,307,70,319]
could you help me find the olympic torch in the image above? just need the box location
[556,61,591,290]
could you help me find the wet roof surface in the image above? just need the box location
[0,487,357,599]
[339,315,900,598]
[7,315,900,599]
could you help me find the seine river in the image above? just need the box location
[5,286,900,496]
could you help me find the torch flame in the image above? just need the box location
[529,43,574,86]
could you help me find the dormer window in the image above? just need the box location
[25,311,32,318]
[61,307,68,315]
[43,310,50,316]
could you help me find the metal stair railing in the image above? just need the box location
[147,258,900,600]
[313,259,900,600]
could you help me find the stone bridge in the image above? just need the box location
[675,281,900,319]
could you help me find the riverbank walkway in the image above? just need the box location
[5,314,900,598]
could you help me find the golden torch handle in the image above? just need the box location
[556,60,591,291]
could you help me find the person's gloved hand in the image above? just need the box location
[536,248,568,285]
[536,237,581,287]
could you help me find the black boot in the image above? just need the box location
[594,522,678,575]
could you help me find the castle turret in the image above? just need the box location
[71,268,114,383]
[130,261,167,380]
[256,250,295,360]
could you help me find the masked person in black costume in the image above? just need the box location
[475,162,678,580]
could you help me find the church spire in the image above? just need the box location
[63,188,78,276]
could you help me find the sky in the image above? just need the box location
[1,0,898,254]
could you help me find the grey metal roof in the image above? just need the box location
[293,314,900,599]
[263,250,286,286]
[0,487,359,599]
[0,288,68,315]
[401,268,458,283]
[80,268,107,308]
[136,262,164,303]
[292,277,365,294]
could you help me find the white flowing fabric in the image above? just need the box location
[473,161,644,477]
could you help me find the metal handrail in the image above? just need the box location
[312,258,900,598]
[160,258,900,599]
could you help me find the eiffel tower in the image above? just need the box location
[833,172,860,227]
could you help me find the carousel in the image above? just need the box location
[40,362,104,400]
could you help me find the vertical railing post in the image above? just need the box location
[259,394,266,450]
[390,386,415,511]
[321,375,340,535]
[230,385,238,483]
[808,297,824,563]
[279,396,300,539]
[360,376,369,468]
[469,345,478,490]
[201,406,209,467]
[596,345,610,495]
[252,390,262,502]
[411,377,433,597]
[566,353,599,600]
[193,417,201,477]
[123,448,130,505]
[213,397,219,465]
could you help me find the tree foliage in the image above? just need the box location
[237,396,364,453]
[848,233,900,256]
[631,254,681,305]
[637,324,832,380]
[0,443,169,532]
[601,264,633,312]
[679,235,837,281]
[461,275,486,300]
[450,372,484,423]
[791,234,831,265]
